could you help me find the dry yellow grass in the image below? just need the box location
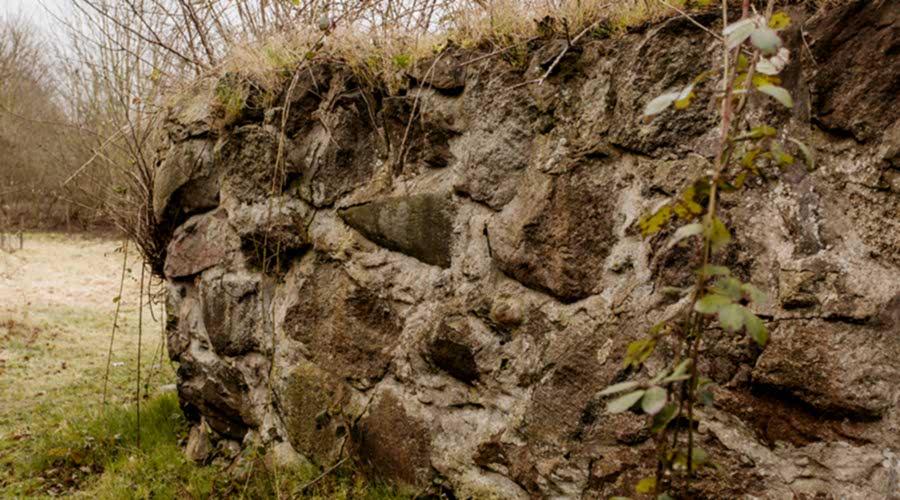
[179,0,688,125]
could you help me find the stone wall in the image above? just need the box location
[159,2,900,498]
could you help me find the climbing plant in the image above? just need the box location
[603,1,811,497]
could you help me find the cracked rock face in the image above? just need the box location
[160,2,900,497]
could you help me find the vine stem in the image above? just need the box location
[686,0,745,482]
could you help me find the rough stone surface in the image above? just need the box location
[356,391,434,487]
[808,0,900,142]
[154,139,220,221]
[279,360,349,464]
[185,423,212,463]
[198,270,261,357]
[283,258,404,386]
[339,194,455,268]
[488,166,618,302]
[753,320,900,417]
[164,209,239,279]
[160,3,900,497]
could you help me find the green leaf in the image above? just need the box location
[673,358,691,376]
[392,54,412,69]
[769,11,791,30]
[644,92,680,116]
[674,84,696,110]
[752,73,782,88]
[651,403,678,433]
[649,321,671,335]
[731,171,749,189]
[718,304,746,332]
[649,369,670,385]
[713,276,742,301]
[695,294,731,314]
[639,205,674,236]
[691,447,710,468]
[750,27,782,54]
[708,217,732,252]
[641,386,668,415]
[609,497,632,500]
[662,373,691,383]
[624,339,656,368]
[672,447,711,472]
[789,138,816,170]
[744,310,768,346]
[758,85,794,108]
[699,385,715,406]
[660,286,687,298]
[663,359,692,383]
[748,125,777,139]
[670,223,704,247]
[742,149,761,175]
[675,181,708,218]
[635,476,657,494]
[724,18,755,49]
[698,264,731,276]
[599,380,640,396]
[736,54,750,73]
[741,283,767,305]
[112,296,121,303]
[607,390,645,414]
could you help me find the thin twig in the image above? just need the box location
[458,37,537,67]
[510,19,603,90]
[102,238,129,407]
[291,457,349,497]
[63,129,125,187]
[398,51,446,166]
[136,263,145,449]
[653,0,724,41]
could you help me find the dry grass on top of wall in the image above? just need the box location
[167,0,699,127]
[170,0,855,131]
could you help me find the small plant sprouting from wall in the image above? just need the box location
[215,75,250,127]
[602,1,811,497]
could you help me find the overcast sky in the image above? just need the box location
[1,0,73,43]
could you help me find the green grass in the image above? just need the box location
[0,234,413,498]
[1,391,415,499]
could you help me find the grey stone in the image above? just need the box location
[488,167,617,302]
[199,271,261,356]
[408,49,467,92]
[227,197,313,269]
[153,139,219,221]
[185,423,212,463]
[339,193,455,268]
[808,0,900,143]
[156,6,900,498]
[279,361,349,464]
[164,209,239,279]
[753,319,900,417]
[357,391,433,487]
[283,258,404,385]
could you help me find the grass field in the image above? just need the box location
[0,233,411,499]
